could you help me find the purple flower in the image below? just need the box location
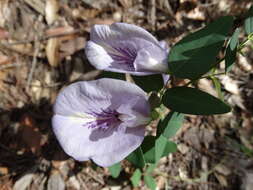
[85,23,169,75]
[52,78,151,167]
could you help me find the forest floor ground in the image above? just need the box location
[1,0,253,189]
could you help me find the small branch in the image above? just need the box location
[0,63,25,71]
[26,39,40,90]
[4,28,82,46]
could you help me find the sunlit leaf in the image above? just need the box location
[210,76,224,100]
[144,175,156,190]
[131,169,142,187]
[225,28,240,72]
[244,6,253,35]
[155,135,177,162]
[157,112,184,138]
[108,163,121,178]
[162,141,177,157]
[146,164,156,175]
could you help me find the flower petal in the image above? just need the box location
[52,79,150,167]
[85,41,112,70]
[159,40,170,52]
[85,23,169,75]
[90,23,160,46]
[134,46,168,73]
[52,114,145,167]
[54,79,150,117]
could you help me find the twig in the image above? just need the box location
[5,29,82,46]
[148,0,156,30]
[27,82,62,88]
[26,39,40,90]
[77,174,89,190]
[0,63,25,70]
[84,170,104,185]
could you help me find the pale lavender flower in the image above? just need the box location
[85,23,169,75]
[52,78,150,167]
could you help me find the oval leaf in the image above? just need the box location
[108,163,121,178]
[144,175,156,190]
[131,169,142,187]
[225,28,240,72]
[126,147,145,168]
[244,6,253,35]
[132,74,164,92]
[141,136,156,163]
[162,87,231,115]
[168,16,233,79]
[157,112,184,138]
[99,71,125,80]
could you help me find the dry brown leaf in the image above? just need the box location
[0,55,12,65]
[0,181,13,190]
[20,114,43,155]
[118,0,132,8]
[0,28,9,39]
[47,172,65,190]
[6,42,34,56]
[0,0,11,28]
[13,174,34,190]
[0,167,9,175]
[87,18,115,29]
[72,7,101,20]
[24,0,45,15]
[45,0,59,25]
[186,7,205,21]
[46,37,60,67]
[60,37,86,58]
[214,173,228,187]
[46,26,76,37]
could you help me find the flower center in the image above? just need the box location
[109,44,137,70]
[84,109,120,130]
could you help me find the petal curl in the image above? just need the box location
[85,41,112,70]
[134,46,168,73]
[90,23,160,46]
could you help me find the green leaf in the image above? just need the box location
[168,16,233,79]
[155,135,178,162]
[229,28,240,50]
[162,87,231,115]
[132,74,164,92]
[210,76,224,100]
[162,141,177,157]
[126,147,145,168]
[244,6,253,35]
[141,136,156,163]
[146,164,156,175]
[99,71,125,80]
[157,112,184,138]
[225,28,240,72]
[144,175,156,190]
[155,135,168,161]
[108,163,121,178]
[131,169,142,187]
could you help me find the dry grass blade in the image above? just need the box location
[46,37,60,67]
[45,0,59,25]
